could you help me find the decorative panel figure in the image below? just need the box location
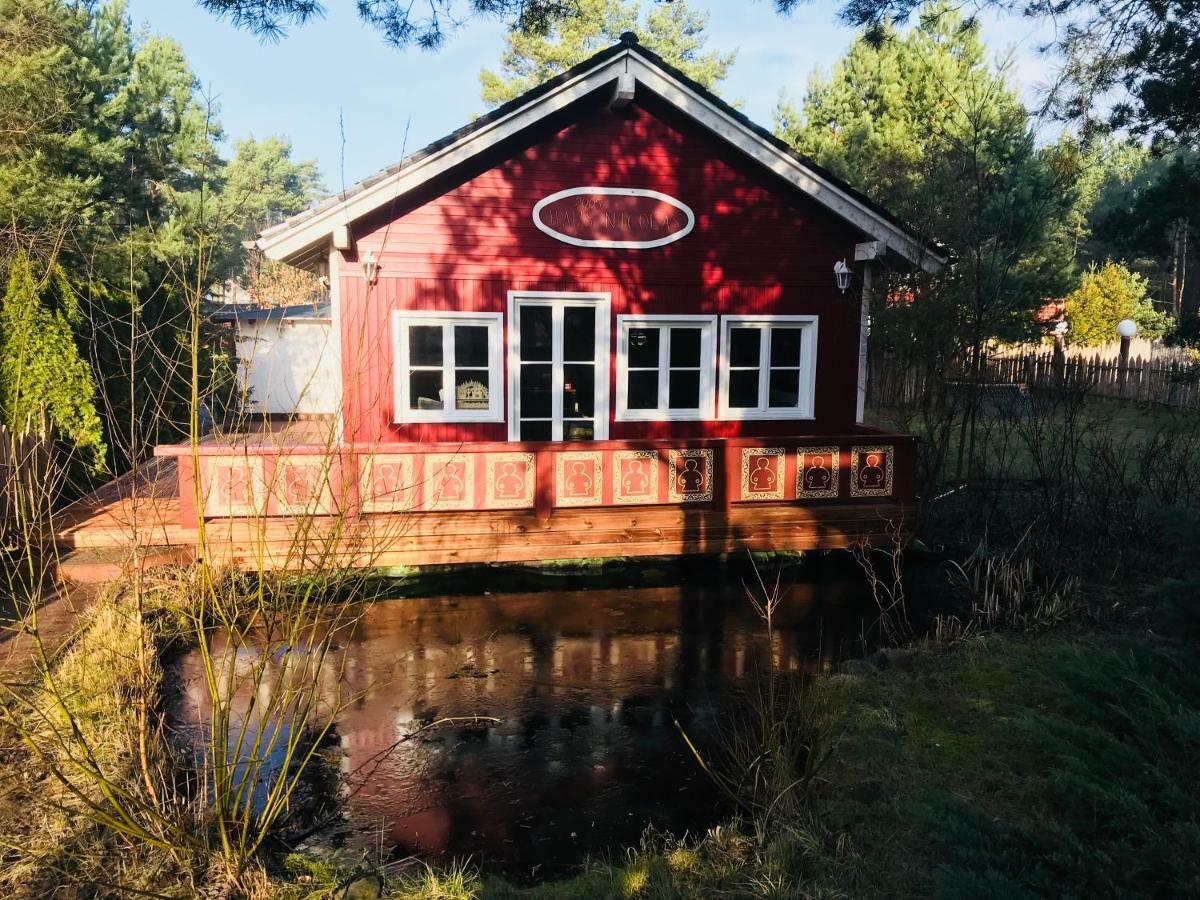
[668,448,713,503]
[359,454,417,513]
[798,446,840,499]
[613,450,659,504]
[740,447,785,500]
[485,452,535,509]
[555,451,603,506]
[850,446,893,497]
[273,456,336,516]
[204,456,266,517]
[425,453,476,510]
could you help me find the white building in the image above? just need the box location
[215,303,338,416]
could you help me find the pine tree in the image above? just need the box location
[775,2,1078,356]
[479,0,735,107]
[0,0,323,473]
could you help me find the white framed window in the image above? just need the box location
[615,315,717,421]
[393,311,503,423]
[718,315,818,420]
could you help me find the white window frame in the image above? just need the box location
[392,310,504,424]
[507,291,611,442]
[615,314,717,421]
[717,315,819,420]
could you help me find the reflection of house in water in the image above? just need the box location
[172,582,861,875]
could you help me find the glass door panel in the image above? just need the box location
[512,297,608,441]
[517,304,554,439]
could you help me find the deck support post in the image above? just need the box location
[534,447,554,520]
[338,448,360,520]
[177,456,200,531]
[717,442,735,513]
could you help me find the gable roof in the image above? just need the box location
[257,34,947,273]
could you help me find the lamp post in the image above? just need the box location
[1052,319,1068,378]
[1116,318,1137,397]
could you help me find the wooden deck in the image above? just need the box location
[52,431,918,581]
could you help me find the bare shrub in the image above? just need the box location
[850,519,912,647]
[677,555,842,848]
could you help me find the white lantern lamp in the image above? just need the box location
[361,250,379,285]
[1116,318,1137,339]
[834,259,851,293]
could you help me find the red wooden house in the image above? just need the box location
[137,35,944,572]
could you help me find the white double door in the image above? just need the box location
[508,292,610,441]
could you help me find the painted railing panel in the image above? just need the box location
[156,433,916,525]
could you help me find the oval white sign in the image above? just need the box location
[532,187,695,249]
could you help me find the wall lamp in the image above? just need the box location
[361,250,379,285]
[834,259,851,293]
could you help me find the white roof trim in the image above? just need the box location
[624,56,942,272]
[257,47,944,273]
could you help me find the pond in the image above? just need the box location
[170,557,874,880]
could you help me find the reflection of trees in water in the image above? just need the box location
[173,582,863,872]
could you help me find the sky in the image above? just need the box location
[123,0,1063,194]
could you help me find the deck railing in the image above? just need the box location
[153,431,918,528]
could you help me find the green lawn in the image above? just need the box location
[804,631,1200,898]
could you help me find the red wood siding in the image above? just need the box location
[339,97,867,446]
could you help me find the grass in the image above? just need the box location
[0,586,195,894]
[804,630,1200,898]
[865,395,1198,440]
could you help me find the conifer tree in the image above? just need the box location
[776,2,1078,357]
[479,0,734,107]
[0,0,323,475]
[0,252,105,467]
[1063,261,1172,346]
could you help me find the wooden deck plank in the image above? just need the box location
[53,456,916,577]
[194,506,914,571]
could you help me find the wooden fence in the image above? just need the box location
[868,352,1200,410]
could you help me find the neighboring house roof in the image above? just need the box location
[256,33,948,273]
[211,302,333,324]
[1035,299,1066,326]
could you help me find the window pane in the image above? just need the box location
[628,370,658,409]
[728,369,759,408]
[520,420,552,441]
[409,325,442,366]
[564,420,594,440]
[520,364,552,417]
[454,370,490,409]
[520,305,552,361]
[409,370,443,410]
[454,325,489,368]
[770,328,803,367]
[669,327,702,368]
[668,370,701,409]
[768,369,801,408]
[729,328,760,367]
[563,306,596,361]
[563,363,594,418]
[627,327,659,369]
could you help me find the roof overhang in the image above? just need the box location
[257,44,947,274]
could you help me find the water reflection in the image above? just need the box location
[173,573,867,879]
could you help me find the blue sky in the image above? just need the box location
[125,0,1060,193]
